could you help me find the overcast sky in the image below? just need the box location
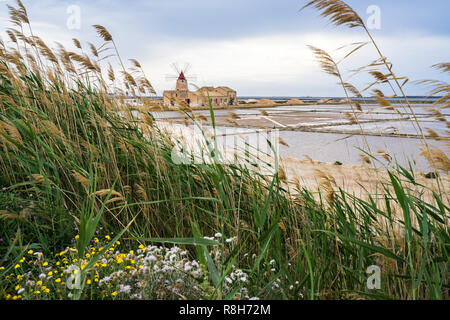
[0,0,449,96]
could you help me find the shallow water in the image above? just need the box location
[140,103,449,171]
[205,126,446,171]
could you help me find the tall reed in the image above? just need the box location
[0,0,448,300]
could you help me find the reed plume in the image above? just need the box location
[302,0,364,28]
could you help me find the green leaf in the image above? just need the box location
[130,237,220,247]
[316,230,405,262]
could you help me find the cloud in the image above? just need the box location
[0,0,448,96]
[141,31,450,96]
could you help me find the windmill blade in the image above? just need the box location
[165,74,179,81]
[171,62,181,75]
[183,62,192,74]
[166,62,196,83]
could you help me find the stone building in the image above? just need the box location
[163,72,238,107]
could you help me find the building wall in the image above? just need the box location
[176,78,188,91]
[163,83,238,107]
[163,91,202,107]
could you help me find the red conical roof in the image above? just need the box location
[178,72,186,81]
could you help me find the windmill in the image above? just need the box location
[165,62,198,90]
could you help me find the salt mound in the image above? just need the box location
[339,98,352,103]
[258,99,276,105]
[286,99,305,105]
[317,99,332,104]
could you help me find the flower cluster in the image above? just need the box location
[1,234,208,300]
[203,233,258,300]
[223,266,252,300]
[95,245,207,300]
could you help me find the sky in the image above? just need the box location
[0,0,449,96]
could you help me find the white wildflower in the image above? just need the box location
[119,285,131,294]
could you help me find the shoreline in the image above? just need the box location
[130,98,442,112]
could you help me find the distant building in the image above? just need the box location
[163,72,238,107]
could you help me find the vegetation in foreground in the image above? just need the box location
[0,1,449,300]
